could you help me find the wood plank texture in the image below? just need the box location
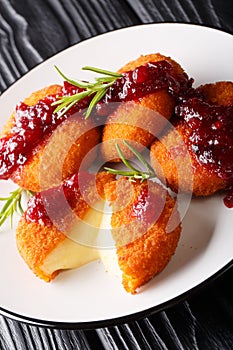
[0,0,233,349]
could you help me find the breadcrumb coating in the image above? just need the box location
[104,178,181,293]
[198,81,233,106]
[1,85,101,192]
[16,172,115,281]
[150,123,224,196]
[150,81,233,196]
[101,53,185,162]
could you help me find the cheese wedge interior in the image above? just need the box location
[97,202,121,277]
[41,200,121,278]
[41,201,105,276]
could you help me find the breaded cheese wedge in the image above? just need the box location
[150,81,233,196]
[16,172,115,282]
[101,53,187,162]
[16,172,181,294]
[104,177,181,294]
[0,85,100,192]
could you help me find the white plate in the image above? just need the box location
[0,23,233,328]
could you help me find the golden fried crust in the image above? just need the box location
[101,54,184,162]
[105,178,181,294]
[24,85,63,106]
[11,117,101,192]
[16,172,115,281]
[150,124,225,196]
[150,81,233,196]
[16,221,65,281]
[198,81,233,106]
[1,85,101,191]
[117,53,184,75]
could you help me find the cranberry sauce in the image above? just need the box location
[175,97,233,207]
[97,60,193,115]
[130,185,164,227]
[176,98,233,180]
[0,60,192,179]
[25,172,94,225]
[224,187,233,208]
[0,83,89,180]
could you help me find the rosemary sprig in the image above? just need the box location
[0,188,32,228]
[52,65,122,119]
[104,140,156,182]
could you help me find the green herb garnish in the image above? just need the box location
[52,65,122,119]
[104,140,156,182]
[0,188,32,228]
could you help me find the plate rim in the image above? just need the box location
[1,21,232,96]
[0,261,232,329]
[0,22,233,329]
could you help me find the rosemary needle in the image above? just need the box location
[52,65,122,119]
[104,140,156,182]
[0,188,32,228]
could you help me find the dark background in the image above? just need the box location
[0,0,233,349]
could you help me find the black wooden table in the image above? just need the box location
[0,1,233,349]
